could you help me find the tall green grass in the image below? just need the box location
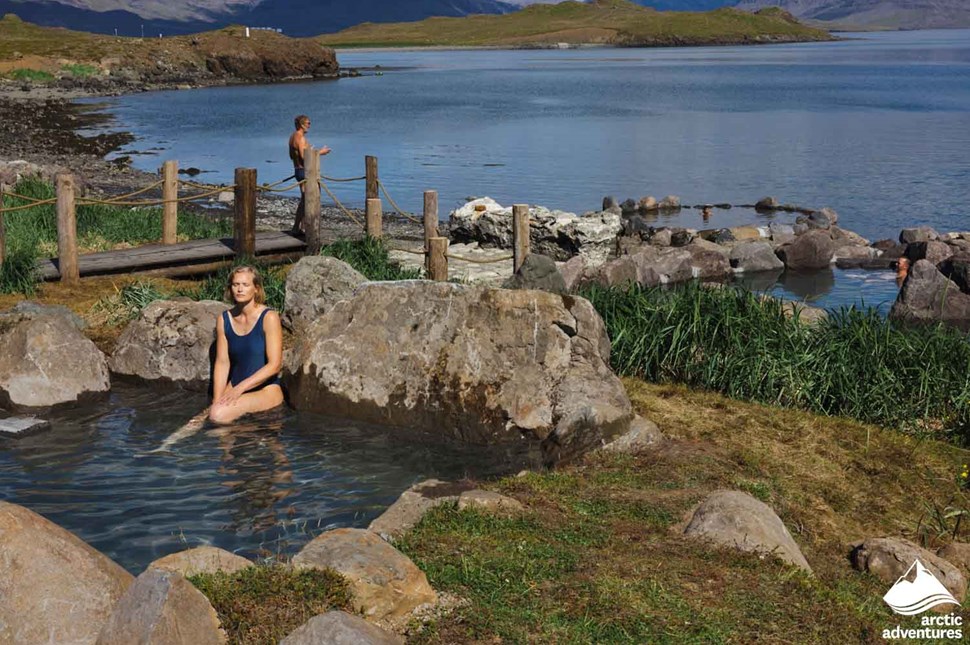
[321,237,421,281]
[581,282,970,441]
[0,177,231,294]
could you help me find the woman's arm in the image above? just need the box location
[218,310,283,400]
[212,314,231,404]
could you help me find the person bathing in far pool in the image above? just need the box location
[209,265,285,424]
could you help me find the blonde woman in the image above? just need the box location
[208,265,284,424]
[153,266,284,451]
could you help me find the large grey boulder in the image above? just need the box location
[775,230,835,270]
[851,537,966,602]
[149,545,252,578]
[96,568,226,645]
[685,243,732,281]
[829,226,869,249]
[292,528,436,623]
[900,226,940,245]
[284,282,633,466]
[629,246,693,284]
[0,307,110,408]
[683,490,812,573]
[906,240,954,266]
[280,611,403,645]
[449,197,622,266]
[369,479,472,541]
[283,256,367,331]
[109,299,225,390]
[0,502,134,644]
[503,254,567,294]
[890,260,970,329]
[730,242,785,273]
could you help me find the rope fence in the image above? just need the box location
[0,153,531,284]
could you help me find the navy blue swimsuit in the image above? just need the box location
[224,309,281,390]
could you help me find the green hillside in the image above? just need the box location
[318,0,833,48]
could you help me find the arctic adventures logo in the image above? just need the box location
[881,559,963,641]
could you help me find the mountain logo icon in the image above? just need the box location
[883,559,961,616]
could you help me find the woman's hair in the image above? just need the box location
[225,265,265,305]
[294,114,309,129]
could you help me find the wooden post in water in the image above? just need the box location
[365,198,383,239]
[423,190,438,273]
[56,172,79,285]
[365,155,378,201]
[512,203,530,274]
[233,167,257,259]
[304,146,322,254]
[161,160,178,245]
[428,237,448,281]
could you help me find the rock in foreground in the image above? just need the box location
[292,528,436,623]
[280,611,403,645]
[683,490,812,573]
[0,502,133,644]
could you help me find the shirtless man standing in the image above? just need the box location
[288,114,331,233]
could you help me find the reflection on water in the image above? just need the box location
[777,269,836,302]
[0,384,533,572]
[744,267,902,314]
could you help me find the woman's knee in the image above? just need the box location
[208,404,236,425]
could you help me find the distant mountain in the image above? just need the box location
[0,0,517,36]
[733,0,970,29]
[235,0,518,36]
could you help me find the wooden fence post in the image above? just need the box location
[233,167,257,259]
[304,146,322,254]
[365,198,383,239]
[423,190,438,273]
[162,160,178,244]
[365,155,378,201]
[512,204,530,273]
[429,236,448,281]
[56,172,79,285]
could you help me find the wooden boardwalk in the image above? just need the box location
[35,231,306,280]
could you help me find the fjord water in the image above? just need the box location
[0,384,526,572]
[89,30,968,310]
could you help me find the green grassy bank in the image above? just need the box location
[581,281,970,443]
[319,1,831,48]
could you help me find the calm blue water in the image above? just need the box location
[0,384,529,572]
[83,30,970,310]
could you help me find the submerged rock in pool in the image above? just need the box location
[284,281,633,466]
[0,306,110,408]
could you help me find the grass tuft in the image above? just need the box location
[189,565,352,645]
[9,68,52,82]
[321,237,421,281]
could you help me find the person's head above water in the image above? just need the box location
[225,265,266,306]
[294,114,310,131]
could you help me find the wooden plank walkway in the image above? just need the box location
[36,231,307,280]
